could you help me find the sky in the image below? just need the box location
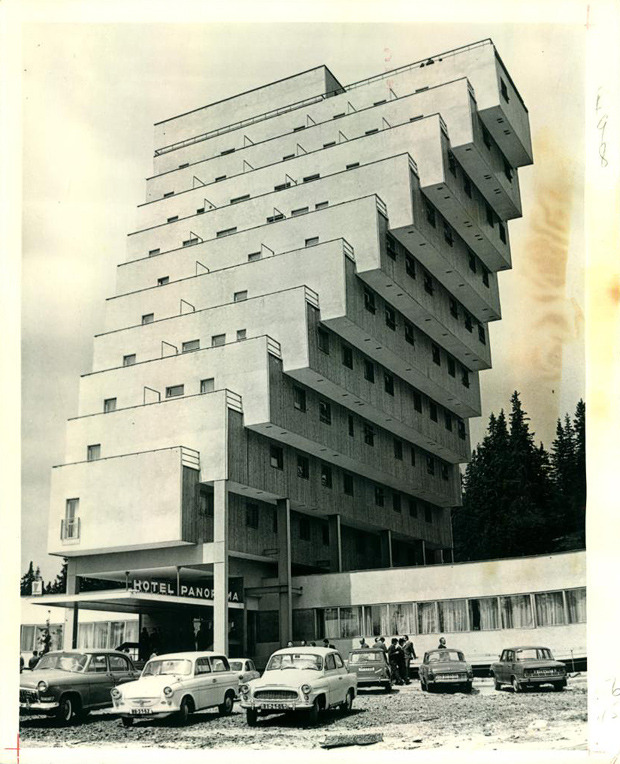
[20,19,586,582]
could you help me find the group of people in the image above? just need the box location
[20,628,52,672]
[357,635,417,685]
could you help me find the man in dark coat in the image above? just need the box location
[402,635,417,681]
[398,638,410,684]
[387,638,404,685]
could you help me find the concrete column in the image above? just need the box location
[212,479,229,654]
[328,515,342,573]
[436,549,444,564]
[379,530,393,568]
[420,539,427,566]
[276,498,292,646]
[63,563,80,649]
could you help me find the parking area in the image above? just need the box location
[19,675,587,751]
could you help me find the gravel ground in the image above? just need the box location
[20,675,587,751]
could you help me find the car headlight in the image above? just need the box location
[301,684,312,694]
[37,681,48,693]
[111,688,122,699]
[163,686,173,697]
[239,684,249,695]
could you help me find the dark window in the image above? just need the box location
[449,298,458,319]
[148,248,160,256]
[305,236,319,247]
[215,175,226,182]
[410,446,416,466]
[282,154,295,161]
[266,214,284,224]
[158,276,169,286]
[167,216,178,223]
[447,151,457,177]
[424,273,434,296]
[413,391,422,413]
[231,194,250,204]
[424,199,436,227]
[297,455,310,480]
[462,368,470,388]
[432,344,441,365]
[196,207,205,214]
[239,330,250,343]
[320,464,332,488]
[270,445,283,470]
[319,400,332,424]
[364,288,376,314]
[274,183,290,192]
[478,324,487,345]
[103,398,117,413]
[426,456,435,475]
[503,159,513,182]
[425,506,433,523]
[87,444,101,462]
[444,224,454,247]
[315,201,329,210]
[294,386,307,412]
[485,203,494,227]
[303,173,320,183]
[394,439,403,460]
[318,327,330,354]
[166,384,184,398]
[482,268,490,288]
[384,372,394,396]
[498,222,507,244]
[386,234,396,260]
[405,255,416,279]
[465,313,473,332]
[429,402,438,422]
[448,357,456,377]
[385,305,396,330]
[408,499,418,518]
[392,494,402,513]
[348,415,355,437]
[245,503,259,529]
[291,207,309,216]
[458,419,466,440]
[445,411,453,431]
[323,141,336,148]
[293,125,305,133]
[374,486,384,507]
[341,345,353,369]
[463,176,472,198]
[346,162,360,170]
[220,148,235,155]
[217,227,237,237]
[364,359,375,383]
[182,339,200,353]
[405,320,415,345]
[500,78,510,102]
[142,313,154,325]
[299,517,311,540]
[441,464,449,481]
[468,250,477,273]
[364,424,375,446]
[482,126,492,150]
[343,473,354,495]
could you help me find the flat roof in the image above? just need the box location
[29,590,244,614]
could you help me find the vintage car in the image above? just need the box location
[491,646,567,692]
[111,651,238,726]
[114,642,146,671]
[419,649,473,693]
[346,648,392,692]
[239,646,357,726]
[19,649,139,723]
[229,658,260,685]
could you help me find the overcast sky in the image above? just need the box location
[21,20,585,581]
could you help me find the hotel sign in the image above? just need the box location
[129,575,243,603]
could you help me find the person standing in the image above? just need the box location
[139,627,151,661]
[397,638,410,684]
[28,650,39,669]
[402,635,417,682]
[359,638,370,649]
[437,637,447,650]
[322,638,336,649]
[377,636,388,652]
[387,638,403,685]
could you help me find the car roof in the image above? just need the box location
[229,657,253,661]
[349,648,385,654]
[273,647,337,655]
[145,651,226,660]
[503,646,551,652]
[425,648,464,654]
[46,648,131,655]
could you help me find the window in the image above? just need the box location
[425,505,433,523]
[464,313,473,332]
[405,254,416,279]
[163,189,174,198]
[408,499,418,518]
[448,357,456,377]
[293,125,306,133]
[458,419,466,440]
[215,175,226,182]
[478,324,487,345]
[432,344,441,366]
[333,112,345,119]
[305,236,319,247]
[485,203,494,227]
[374,486,384,507]
[200,378,214,394]
[468,250,477,273]
[410,446,416,466]
[385,306,396,330]
[272,508,278,534]
[274,183,290,192]
[417,601,438,634]
[90,655,108,673]
[217,227,237,238]
[348,415,355,437]
[167,216,178,223]
[384,372,394,396]
[141,313,154,325]
[148,248,160,257]
[503,159,513,182]
[438,600,468,632]
[482,126,492,150]
[386,234,396,260]
[449,298,459,319]
[363,359,375,383]
[320,464,332,488]
[282,154,295,161]
[199,492,214,518]
[500,595,533,629]
[299,516,311,541]
[211,334,226,347]
[293,386,307,412]
[266,213,285,223]
[444,411,453,431]
[109,654,132,672]
[315,201,329,210]
[535,591,566,626]
[500,78,510,102]
[463,176,472,198]
[87,444,101,461]
[319,400,332,424]
[343,473,354,496]
[498,221,507,244]
[441,464,449,481]
[245,503,259,529]
[461,368,470,388]
[248,252,261,262]
[364,424,375,446]
[195,658,211,675]
[123,354,136,367]
[482,267,490,288]
[424,273,434,296]
[362,604,389,637]
[429,402,438,422]
[394,439,403,460]
[365,128,379,136]
[297,455,310,480]
[413,391,422,413]
[182,339,200,353]
[270,445,283,470]
[291,207,309,216]
[322,524,330,546]
[363,288,376,314]
[166,384,184,398]
[230,194,250,204]
[234,290,248,302]
[468,597,500,631]
[392,494,402,513]
[346,162,360,170]
[211,657,230,672]
[317,327,330,354]
[405,320,415,345]
[444,223,453,247]
[103,398,117,413]
[303,173,320,183]
[424,199,436,227]
[426,456,435,475]
[237,329,247,341]
[341,344,353,369]
[323,141,336,148]
[565,588,586,623]
[157,276,169,286]
[196,207,205,214]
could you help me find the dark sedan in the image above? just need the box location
[347,649,392,692]
[491,646,567,692]
[19,649,139,723]
[419,649,473,693]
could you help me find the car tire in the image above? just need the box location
[420,678,427,692]
[176,697,192,726]
[383,681,393,693]
[463,682,473,694]
[55,695,75,725]
[246,708,258,726]
[305,699,320,726]
[511,676,522,694]
[218,692,234,715]
[341,689,354,713]
[493,675,502,691]
[552,681,565,692]
[121,717,134,727]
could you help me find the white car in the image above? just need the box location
[239,646,357,726]
[229,658,260,686]
[110,651,238,726]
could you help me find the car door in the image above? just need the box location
[193,657,212,710]
[86,654,114,707]
[209,656,232,706]
[333,652,350,700]
[323,653,340,705]
[108,654,136,687]
[503,650,514,681]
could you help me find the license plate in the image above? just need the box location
[359,668,375,672]
[260,702,295,710]
[131,708,153,715]
[439,675,461,681]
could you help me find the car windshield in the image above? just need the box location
[349,652,384,664]
[516,648,552,661]
[426,650,464,663]
[35,653,89,673]
[229,661,243,671]
[266,653,323,671]
[142,659,192,677]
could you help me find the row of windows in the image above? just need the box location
[255,587,586,644]
[120,329,247,369]
[138,289,251,328]
[101,376,217,415]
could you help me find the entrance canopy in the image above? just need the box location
[30,590,244,615]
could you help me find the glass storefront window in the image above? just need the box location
[500,595,533,629]
[94,622,109,648]
[21,625,35,652]
[565,588,586,623]
[362,605,389,637]
[340,607,362,638]
[390,603,414,635]
[293,609,316,641]
[534,591,566,626]
[417,602,438,634]
[468,597,500,631]
[438,599,468,632]
[322,608,339,639]
[77,622,94,648]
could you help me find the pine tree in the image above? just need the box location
[20,561,36,595]
[47,559,68,594]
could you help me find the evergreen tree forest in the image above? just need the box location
[452,393,586,562]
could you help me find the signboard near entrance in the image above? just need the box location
[129,575,243,603]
